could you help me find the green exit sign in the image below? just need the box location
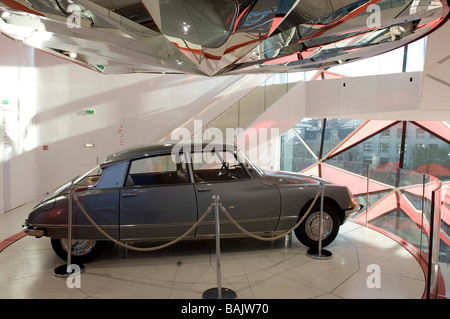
[84,109,95,115]
[1,100,8,105]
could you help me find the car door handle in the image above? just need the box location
[198,187,212,192]
[122,192,137,197]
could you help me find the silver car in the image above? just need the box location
[22,143,360,263]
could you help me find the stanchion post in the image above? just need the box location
[214,195,222,299]
[307,181,332,260]
[203,195,237,299]
[67,180,73,266]
[54,179,85,277]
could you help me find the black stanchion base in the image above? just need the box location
[53,264,86,278]
[306,248,332,260]
[202,287,237,299]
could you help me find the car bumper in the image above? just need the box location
[342,203,363,224]
[22,224,44,238]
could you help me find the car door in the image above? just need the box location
[119,152,197,241]
[190,148,281,237]
[71,163,125,240]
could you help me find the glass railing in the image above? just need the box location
[440,187,450,298]
[204,71,308,139]
[295,158,447,298]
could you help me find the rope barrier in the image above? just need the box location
[73,191,212,252]
[71,188,321,252]
[220,190,320,241]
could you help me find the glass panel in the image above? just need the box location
[414,121,450,143]
[321,160,370,222]
[334,122,404,186]
[280,130,314,172]
[97,162,128,189]
[191,150,250,182]
[74,165,103,187]
[328,46,405,77]
[322,119,365,157]
[292,118,323,158]
[127,154,188,185]
[322,160,369,195]
[287,71,306,84]
[265,82,287,108]
[238,87,265,129]
[206,102,239,142]
[405,123,450,182]
[422,175,442,298]
[364,169,426,250]
[405,38,426,72]
[439,187,450,298]
[205,72,303,135]
[329,120,397,158]
[280,117,449,298]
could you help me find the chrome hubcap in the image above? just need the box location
[305,211,333,241]
[61,239,96,256]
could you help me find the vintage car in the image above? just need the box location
[22,142,360,263]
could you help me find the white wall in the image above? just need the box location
[419,19,450,117]
[0,34,267,214]
[304,71,423,120]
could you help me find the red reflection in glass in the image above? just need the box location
[328,120,398,158]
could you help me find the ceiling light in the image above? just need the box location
[181,22,190,34]
[69,51,77,58]
[84,141,94,148]
[1,11,11,19]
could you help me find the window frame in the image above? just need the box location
[188,148,252,184]
[123,152,191,188]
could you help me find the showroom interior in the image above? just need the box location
[0,0,449,300]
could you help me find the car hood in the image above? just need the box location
[35,179,78,207]
[260,170,330,186]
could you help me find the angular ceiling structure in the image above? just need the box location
[0,0,448,76]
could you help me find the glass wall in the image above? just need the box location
[280,119,450,298]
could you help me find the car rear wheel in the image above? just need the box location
[294,202,340,248]
[51,238,106,263]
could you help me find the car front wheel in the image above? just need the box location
[51,238,106,263]
[294,202,340,248]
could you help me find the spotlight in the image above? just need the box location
[69,51,77,58]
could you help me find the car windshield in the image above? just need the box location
[237,150,264,177]
[74,165,103,187]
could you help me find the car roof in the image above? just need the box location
[101,142,237,166]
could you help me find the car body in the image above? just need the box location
[23,142,360,262]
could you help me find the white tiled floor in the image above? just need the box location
[0,203,426,299]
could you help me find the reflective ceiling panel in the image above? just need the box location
[0,0,448,76]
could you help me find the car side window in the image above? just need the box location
[125,154,190,186]
[96,162,128,189]
[191,150,250,182]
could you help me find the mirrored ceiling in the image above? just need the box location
[0,0,448,76]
